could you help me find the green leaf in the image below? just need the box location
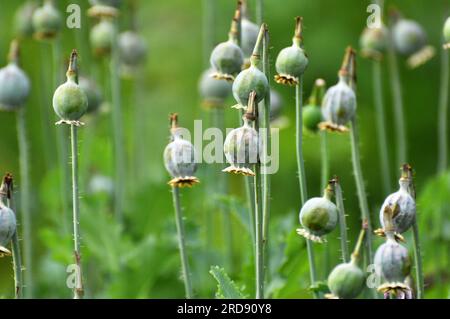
[209,266,245,299]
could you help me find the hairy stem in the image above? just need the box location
[437,48,449,173]
[172,186,193,298]
[412,220,424,299]
[296,80,318,298]
[256,0,263,25]
[334,179,349,263]
[254,162,263,298]
[372,60,392,193]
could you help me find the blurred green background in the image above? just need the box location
[0,0,449,298]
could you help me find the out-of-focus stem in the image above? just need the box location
[437,48,449,173]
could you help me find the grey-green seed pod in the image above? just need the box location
[303,78,325,133]
[53,51,88,122]
[374,237,411,283]
[164,114,199,188]
[198,68,232,108]
[0,41,31,111]
[360,26,388,59]
[32,0,62,40]
[0,202,16,256]
[321,76,356,128]
[210,40,244,82]
[275,17,308,86]
[241,17,259,58]
[90,19,115,57]
[79,76,103,114]
[118,31,147,67]
[443,17,450,49]
[392,19,427,56]
[328,261,365,299]
[379,178,416,234]
[14,0,38,38]
[232,65,269,109]
[298,184,338,242]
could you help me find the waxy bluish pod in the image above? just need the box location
[374,237,411,284]
[53,51,88,122]
[275,17,308,86]
[0,202,16,257]
[232,64,269,110]
[118,31,147,68]
[198,68,232,108]
[32,0,62,40]
[241,17,259,60]
[297,183,338,242]
[164,114,199,187]
[90,18,115,57]
[0,41,30,111]
[79,77,103,114]
[360,26,388,59]
[14,0,38,38]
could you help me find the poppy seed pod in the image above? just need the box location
[443,17,450,49]
[241,17,259,58]
[0,41,31,111]
[392,19,427,56]
[379,178,416,234]
[327,261,365,299]
[118,31,147,67]
[297,184,338,242]
[321,76,356,131]
[210,41,244,82]
[303,79,326,133]
[32,0,62,40]
[232,65,269,109]
[198,69,232,108]
[90,19,115,57]
[164,114,199,187]
[14,0,38,38]
[374,237,411,283]
[79,77,103,114]
[0,203,16,256]
[360,26,388,59]
[275,17,308,86]
[53,51,88,122]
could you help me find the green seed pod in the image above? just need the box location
[232,65,269,109]
[90,19,115,57]
[14,0,38,38]
[444,17,450,48]
[270,89,283,121]
[303,79,326,133]
[0,41,31,111]
[360,26,388,59]
[298,185,338,242]
[392,19,427,56]
[241,17,259,58]
[118,31,147,67]
[89,0,122,8]
[328,261,365,299]
[164,114,199,187]
[210,40,244,82]
[322,76,356,128]
[79,76,103,114]
[379,178,416,234]
[374,238,411,283]
[198,68,232,108]
[0,203,16,256]
[275,17,308,86]
[52,51,88,122]
[32,0,62,40]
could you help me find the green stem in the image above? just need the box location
[202,0,215,68]
[171,186,193,298]
[296,80,318,298]
[412,220,424,298]
[70,125,84,299]
[349,118,373,265]
[111,19,125,223]
[256,0,263,25]
[372,60,392,193]
[15,108,29,300]
[387,29,407,165]
[320,132,329,190]
[334,179,349,263]
[245,176,256,244]
[437,48,449,174]
[254,162,263,298]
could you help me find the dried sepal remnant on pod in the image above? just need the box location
[164,114,199,188]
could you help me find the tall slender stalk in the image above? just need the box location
[256,0,263,25]
[387,26,407,165]
[171,186,193,298]
[296,80,318,298]
[254,161,263,298]
[372,60,392,193]
[437,48,449,173]
[1,175,23,299]
[15,109,29,299]
[70,124,84,299]
[110,18,125,222]
[333,178,349,263]
[320,132,329,191]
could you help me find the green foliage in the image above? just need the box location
[209,266,246,299]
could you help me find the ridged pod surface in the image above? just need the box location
[322,77,356,126]
[374,238,411,283]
